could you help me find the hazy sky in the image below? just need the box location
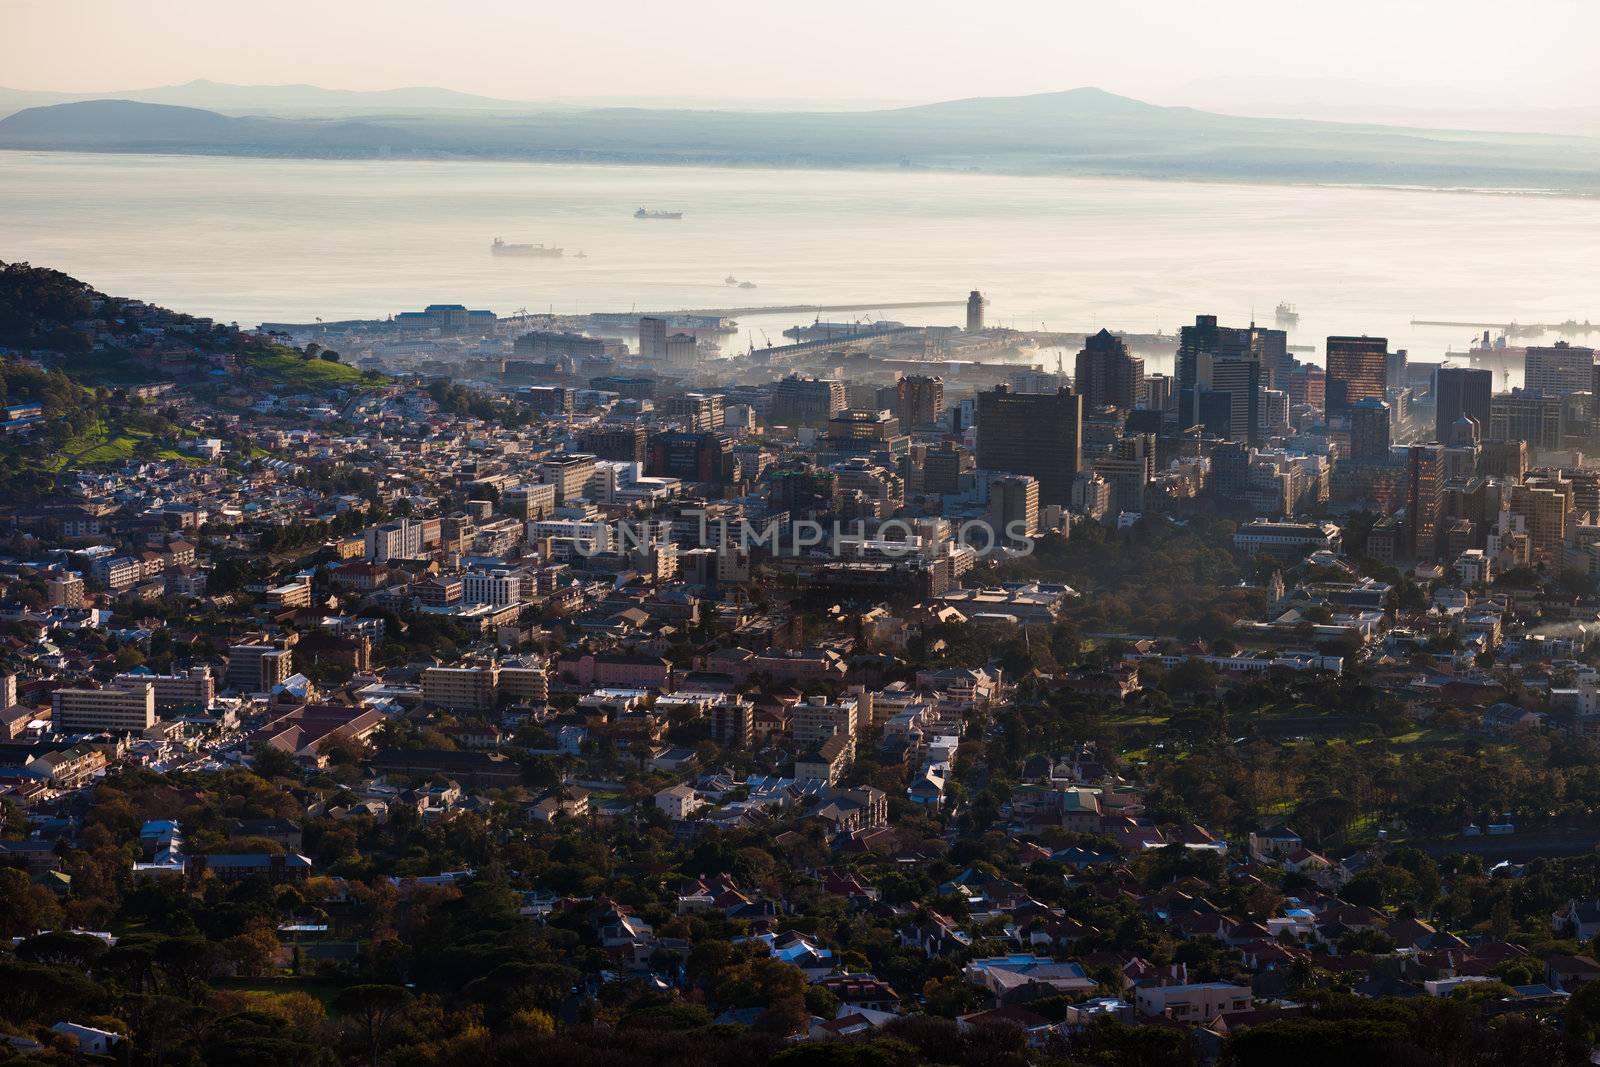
[4,0,1597,110]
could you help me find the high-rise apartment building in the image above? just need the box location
[54,682,157,733]
[895,375,945,430]
[987,475,1040,545]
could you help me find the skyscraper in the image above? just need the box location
[1249,325,1291,386]
[1176,314,1254,431]
[1325,336,1388,414]
[1074,329,1145,411]
[966,290,987,332]
[1434,366,1492,444]
[1348,397,1392,463]
[975,386,1083,506]
[895,375,945,430]
[1205,358,1263,445]
[1406,444,1444,560]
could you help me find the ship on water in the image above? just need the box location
[635,207,684,220]
[1274,301,1300,326]
[491,237,564,257]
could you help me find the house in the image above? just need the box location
[1248,826,1303,862]
[50,1023,121,1055]
[819,975,902,1014]
[964,955,1097,1002]
[529,786,590,823]
[1136,982,1253,1021]
[190,852,313,884]
[1554,900,1600,943]
[1546,953,1600,990]
[956,1006,1060,1047]
[812,786,888,834]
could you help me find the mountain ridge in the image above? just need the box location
[4,92,1599,194]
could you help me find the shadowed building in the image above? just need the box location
[975,386,1083,506]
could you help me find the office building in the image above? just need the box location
[1177,314,1252,420]
[1524,342,1594,396]
[1325,336,1388,414]
[771,375,847,425]
[922,443,973,495]
[664,392,725,431]
[502,482,557,522]
[1175,315,1261,442]
[649,431,732,482]
[1435,367,1493,444]
[113,667,214,710]
[365,518,425,562]
[54,683,157,733]
[1406,444,1444,560]
[579,424,649,464]
[542,453,598,503]
[975,386,1083,506]
[1490,392,1562,451]
[1142,373,1173,413]
[1348,398,1393,462]
[523,386,573,415]
[1075,329,1145,411]
[1250,325,1292,385]
[514,331,620,360]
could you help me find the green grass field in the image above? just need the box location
[245,349,379,390]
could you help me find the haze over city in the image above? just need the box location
[6,3,1600,1066]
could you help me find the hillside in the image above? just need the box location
[0,260,385,500]
[4,89,1600,192]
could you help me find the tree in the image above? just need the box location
[334,984,413,1067]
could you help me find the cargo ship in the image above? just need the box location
[635,207,683,220]
[492,238,563,257]
[1274,301,1300,326]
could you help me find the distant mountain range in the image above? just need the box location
[0,78,537,118]
[4,88,1600,193]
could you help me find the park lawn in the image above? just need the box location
[212,974,348,1007]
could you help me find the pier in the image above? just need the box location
[649,299,967,317]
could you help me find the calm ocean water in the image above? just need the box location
[4,150,1600,378]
